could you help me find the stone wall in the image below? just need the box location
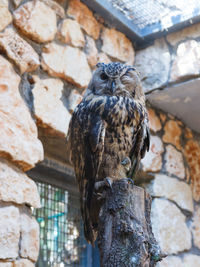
[142,108,200,266]
[134,22,200,93]
[0,0,134,265]
[0,0,200,266]
[0,2,44,262]
[134,22,200,265]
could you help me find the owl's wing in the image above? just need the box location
[129,113,150,179]
[140,121,150,159]
[68,107,106,245]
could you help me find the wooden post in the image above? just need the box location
[97,179,163,267]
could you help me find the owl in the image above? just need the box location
[68,62,150,245]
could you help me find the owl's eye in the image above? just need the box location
[100,72,108,80]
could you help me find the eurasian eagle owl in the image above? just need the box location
[68,62,150,245]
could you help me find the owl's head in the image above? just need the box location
[86,62,144,101]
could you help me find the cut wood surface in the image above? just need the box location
[97,178,163,267]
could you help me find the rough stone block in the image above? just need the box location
[141,136,164,172]
[157,254,200,267]
[157,256,182,267]
[170,40,200,82]
[14,259,35,267]
[0,262,13,267]
[163,120,181,149]
[13,1,57,43]
[101,28,134,64]
[185,127,193,139]
[135,39,170,92]
[0,158,40,208]
[0,55,43,171]
[41,0,65,18]
[0,0,12,32]
[0,27,39,74]
[184,140,200,201]
[149,174,193,212]
[183,254,200,267]
[0,203,20,259]
[151,198,191,254]
[85,35,98,68]
[97,52,111,64]
[166,23,200,46]
[165,145,185,179]
[32,76,72,137]
[19,207,39,262]
[67,0,100,40]
[148,108,162,132]
[67,89,83,114]
[57,19,85,47]
[42,43,91,89]
[191,206,200,249]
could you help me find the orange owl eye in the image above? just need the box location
[100,72,108,80]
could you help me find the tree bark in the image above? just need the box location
[97,178,163,267]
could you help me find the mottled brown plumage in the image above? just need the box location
[68,62,150,245]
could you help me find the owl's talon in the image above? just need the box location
[94,177,113,192]
[121,157,131,166]
[121,157,132,172]
[104,177,113,189]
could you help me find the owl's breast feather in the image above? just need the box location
[84,94,144,126]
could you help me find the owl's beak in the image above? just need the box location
[110,80,116,93]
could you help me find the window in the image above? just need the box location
[34,182,87,266]
[29,159,100,267]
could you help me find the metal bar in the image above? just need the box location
[141,14,200,41]
[34,181,88,266]
[37,212,65,222]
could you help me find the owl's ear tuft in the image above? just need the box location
[96,62,105,68]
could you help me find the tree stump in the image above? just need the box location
[97,178,163,267]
